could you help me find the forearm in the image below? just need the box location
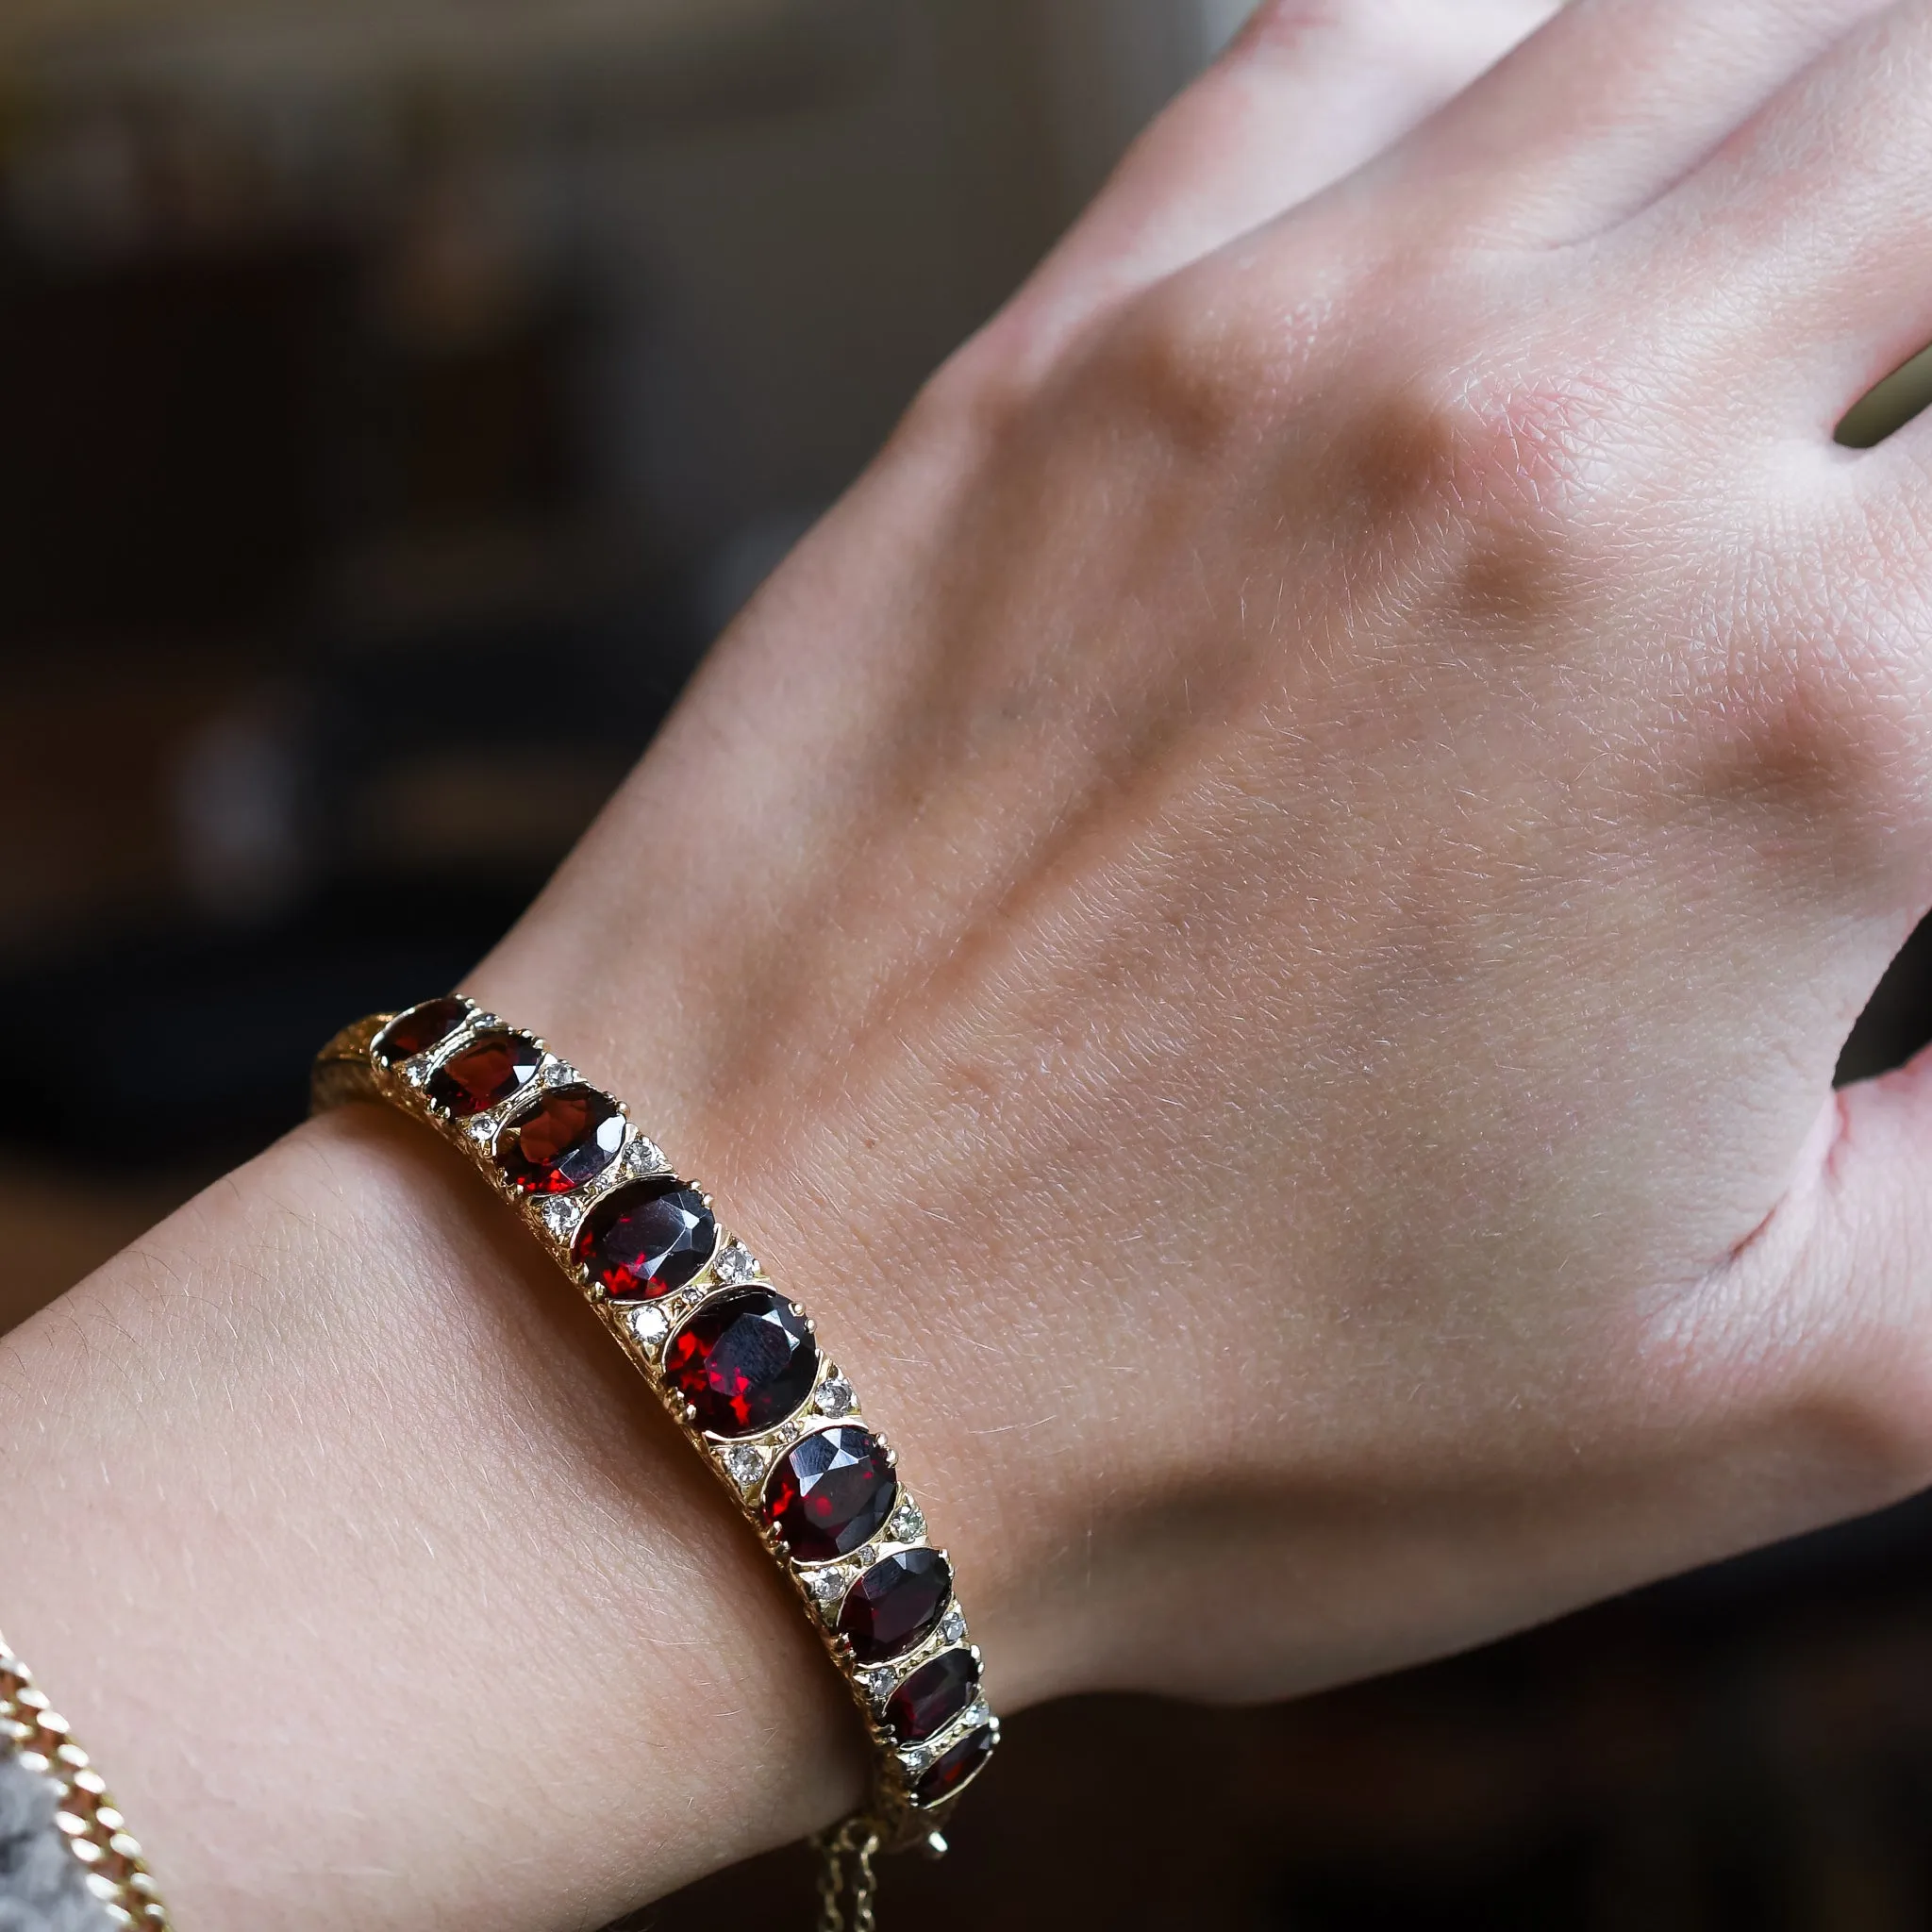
[0,1106,874,1931]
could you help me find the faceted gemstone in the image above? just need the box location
[426,1032,541,1117]
[885,1649,979,1745]
[808,1567,851,1607]
[837,1549,952,1663]
[911,1724,995,1807]
[493,1085,625,1194]
[812,1375,855,1418]
[573,1178,716,1300]
[762,1426,898,1562]
[664,1291,819,1439]
[373,997,469,1067]
[712,1243,758,1286]
[622,1137,668,1176]
[625,1305,670,1349]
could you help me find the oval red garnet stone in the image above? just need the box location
[426,1032,541,1117]
[762,1426,898,1562]
[493,1084,624,1194]
[837,1548,951,1663]
[373,997,469,1068]
[664,1290,819,1439]
[885,1648,978,1745]
[912,1724,995,1807]
[573,1178,715,1299]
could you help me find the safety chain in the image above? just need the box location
[814,1817,883,1932]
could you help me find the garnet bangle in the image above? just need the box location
[0,1629,174,1928]
[311,996,998,1925]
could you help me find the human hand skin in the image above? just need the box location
[9,1,1932,1926]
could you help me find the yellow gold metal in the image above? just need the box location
[312,999,999,1905]
[813,1817,882,1932]
[0,1630,174,1929]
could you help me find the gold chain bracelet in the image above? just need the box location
[0,1630,173,1929]
[312,997,999,1929]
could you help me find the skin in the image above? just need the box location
[8,0,1932,1924]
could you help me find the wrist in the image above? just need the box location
[458,926,1113,1719]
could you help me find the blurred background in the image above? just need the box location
[0,3,1928,1924]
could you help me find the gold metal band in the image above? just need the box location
[0,1630,173,1929]
[310,997,998,1902]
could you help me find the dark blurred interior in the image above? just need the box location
[2,4,1928,1925]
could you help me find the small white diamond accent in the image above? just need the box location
[960,1699,991,1731]
[724,1445,764,1489]
[938,1609,967,1645]
[887,1500,926,1543]
[404,1060,431,1087]
[713,1243,758,1286]
[624,1137,669,1175]
[808,1567,849,1605]
[897,1744,931,1776]
[540,1197,579,1238]
[856,1667,894,1701]
[813,1375,855,1417]
[625,1306,670,1349]
[467,1114,498,1142]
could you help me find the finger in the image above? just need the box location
[1013,0,1558,344]
[1607,5,1932,430]
[1367,0,1890,248]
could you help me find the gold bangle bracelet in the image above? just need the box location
[0,1630,173,1929]
[311,996,998,1927]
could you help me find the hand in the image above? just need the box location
[11,3,1932,1927]
[486,0,1932,1704]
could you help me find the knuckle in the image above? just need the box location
[1325,343,1632,634]
[1688,511,1932,845]
[1231,0,1471,65]
[1231,0,1360,58]
[896,313,1044,464]
[1703,656,1908,838]
[1351,354,1623,534]
[1091,270,1291,463]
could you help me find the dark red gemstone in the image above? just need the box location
[493,1085,625,1194]
[885,1649,979,1745]
[911,1724,995,1807]
[838,1549,952,1663]
[373,997,469,1067]
[573,1178,716,1300]
[426,1032,541,1117]
[762,1426,898,1562]
[664,1291,819,1439]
